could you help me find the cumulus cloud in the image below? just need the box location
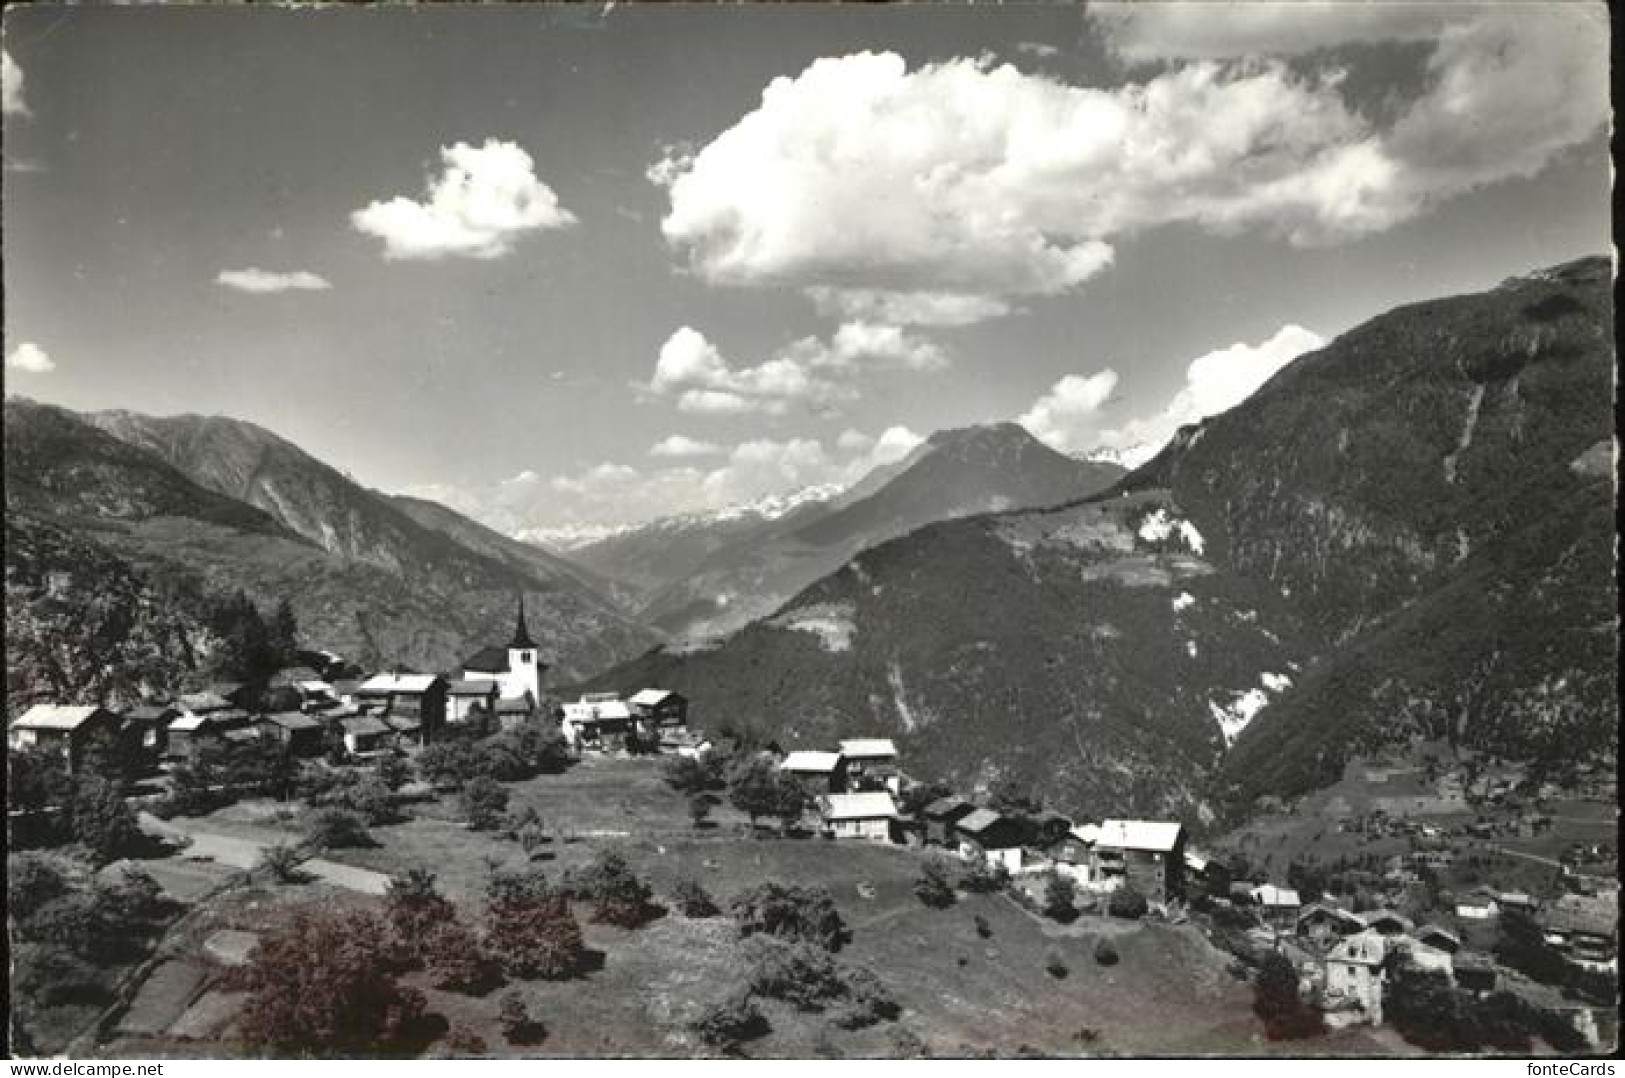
[650,434,723,458]
[1021,325,1325,462]
[352,139,577,260]
[5,341,55,373]
[654,16,1606,317]
[2,50,26,117]
[647,323,944,416]
[215,268,332,294]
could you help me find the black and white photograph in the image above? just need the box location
[3,0,1616,1062]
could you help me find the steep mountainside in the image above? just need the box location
[6,401,657,683]
[583,491,1306,820]
[625,424,1123,641]
[581,256,1616,816]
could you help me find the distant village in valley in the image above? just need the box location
[9,597,1617,1057]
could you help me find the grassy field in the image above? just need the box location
[90,756,1406,1058]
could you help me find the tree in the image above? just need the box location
[8,746,73,816]
[731,882,847,951]
[1252,951,1323,1041]
[375,754,412,792]
[688,793,716,829]
[8,853,69,912]
[460,776,510,831]
[483,873,586,980]
[959,858,1010,894]
[578,852,657,928]
[913,857,957,908]
[897,781,952,818]
[1042,871,1077,922]
[690,993,767,1053]
[309,809,372,849]
[1044,949,1070,979]
[663,756,716,797]
[260,843,304,883]
[1093,938,1119,966]
[744,936,847,1011]
[1107,885,1148,920]
[727,758,783,828]
[385,868,456,953]
[771,778,809,835]
[498,990,544,1045]
[418,740,481,791]
[68,773,144,865]
[833,966,900,1029]
[238,909,425,1053]
[268,599,300,667]
[672,877,720,918]
[423,919,498,994]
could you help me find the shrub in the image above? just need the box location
[688,793,716,829]
[8,853,70,913]
[731,882,848,951]
[442,1025,488,1057]
[484,884,586,980]
[1253,950,1324,1041]
[832,966,900,1030]
[14,944,110,1007]
[913,858,957,908]
[663,755,718,796]
[567,851,657,928]
[1107,886,1148,920]
[690,993,767,1053]
[460,776,510,831]
[744,937,847,1011]
[308,809,372,849]
[959,858,1009,894]
[1042,871,1077,921]
[374,753,412,792]
[423,919,498,994]
[238,909,426,1053]
[260,843,304,882]
[68,775,145,865]
[672,877,721,918]
[1045,949,1069,979]
[1093,938,1120,966]
[385,868,456,952]
[497,989,545,1045]
[973,914,992,939]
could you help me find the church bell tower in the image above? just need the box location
[505,596,543,703]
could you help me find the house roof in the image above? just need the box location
[562,699,632,721]
[384,714,422,732]
[178,692,232,713]
[447,679,499,695]
[1361,910,1415,932]
[330,680,362,696]
[1327,930,1389,967]
[494,697,533,714]
[294,680,334,695]
[168,713,209,732]
[629,688,677,706]
[341,715,393,736]
[780,750,843,774]
[921,796,973,819]
[1071,823,1102,845]
[838,738,898,758]
[263,712,322,731]
[1298,902,1364,927]
[1454,950,1497,972]
[1415,924,1462,949]
[820,792,898,821]
[1542,895,1618,937]
[461,646,511,673]
[12,704,109,731]
[957,808,1006,835]
[359,674,442,694]
[1032,810,1073,829]
[124,703,177,722]
[1095,818,1184,853]
[1251,884,1302,908]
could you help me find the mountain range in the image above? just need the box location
[577,256,1617,820]
[4,402,659,712]
[568,422,1124,641]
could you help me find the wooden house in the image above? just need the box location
[817,791,897,842]
[1050,823,1100,885]
[261,712,326,757]
[1296,902,1367,947]
[494,696,535,731]
[1540,894,1619,965]
[1249,883,1303,929]
[120,702,179,761]
[779,751,848,793]
[1413,924,1463,955]
[355,674,447,743]
[629,688,688,731]
[920,796,975,845]
[956,809,1024,873]
[838,738,899,790]
[165,694,251,762]
[446,679,499,725]
[340,714,394,756]
[8,705,120,772]
[1453,951,1498,995]
[1322,929,1390,1025]
[1361,909,1414,937]
[1029,810,1074,848]
[1093,819,1187,903]
[561,694,634,751]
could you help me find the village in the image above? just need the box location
[8,602,1619,1057]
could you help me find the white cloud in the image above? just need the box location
[2,50,27,117]
[1023,324,1325,464]
[215,268,332,294]
[5,341,55,373]
[352,139,577,260]
[655,19,1607,313]
[783,321,949,373]
[650,434,724,458]
[1017,371,1122,455]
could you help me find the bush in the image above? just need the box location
[484,879,586,981]
[69,775,145,865]
[260,843,304,882]
[672,877,721,919]
[460,776,510,831]
[441,1024,488,1057]
[385,868,456,953]
[239,910,426,1053]
[913,858,957,908]
[1253,950,1323,1041]
[497,989,545,1045]
[308,809,372,849]
[1093,938,1120,966]
[833,966,900,1030]
[1045,949,1069,979]
[690,993,767,1053]
[973,914,992,939]
[663,755,719,796]
[374,753,413,792]
[688,793,716,828]
[423,919,498,994]
[732,882,848,951]
[14,944,111,1007]
[744,937,847,1011]
[564,851,657,928]
[1042,871,1077,921]
[8,853,70,912]
[1107,886,1148,920]
[959,858,1009,894]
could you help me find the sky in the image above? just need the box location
[2,3,1611,538]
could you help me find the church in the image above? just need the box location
[455,599,546,717]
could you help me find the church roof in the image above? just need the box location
[462,646,511,673]
[510,597,536,650]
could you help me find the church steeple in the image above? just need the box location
[509,596,536,651]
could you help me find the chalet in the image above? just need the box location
[629,688,688,731]
[1029,810,1074,848]
[355,674,447,743]
[1250,884,1303,929]
[956,809,1025,873]
[260,712,325,757]
[207,681,257,711]
[661,730,712,758]
[1296,903,1367,947]
[1540,894,1619,965]
[779,751,847,793]
[493,696,534,729]
[920,796,976,846]
[1051,823,1101,885]
[446,679,500,725]
[1454,888,1500,921]
[1497,891,1537,915]
[330,679,364,707]
[561,694,634,751]
[1453,951,1498,995]
[817,791,897,842]
[1183,847,1232,896]
[166,694,250,760]
[838,738,899,791]
[120,702,179,759]
[8,705,120,771]
[1413,924,1462,955]
[292,680,341,713]
[384,714,423,742]
[1323,930,1390,1025]
[1093,819,1186,904]
[1360,909,1414,937]
[460,599,546,704]
[340,714,394,756]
